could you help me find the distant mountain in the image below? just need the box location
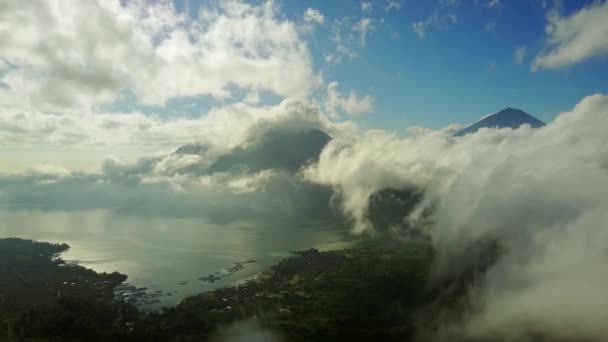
[453,108,545,137]
[209,129,331,173]
[174,129,332,174]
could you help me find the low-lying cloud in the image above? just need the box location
[305,93,608,340]
[0,98,333,173]
[0,99,340,223]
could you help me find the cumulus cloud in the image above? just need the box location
[326,82,374,117]
[361,2,373,12]
[300,7,325,34]
[0,0,320,111]
[305,93,608,340]
[514,45,527,65]
[0,0,359,223]
[303,8,324,25]
[532,1,608,71]
[304,128,435,233]
[385,1,401,12]
[0,106,198,150]
[0,98,329,174]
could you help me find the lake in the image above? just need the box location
[0,209,351,308]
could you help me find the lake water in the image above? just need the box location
[0,209,351,308]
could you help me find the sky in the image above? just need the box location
[177,0,608,128]
[0,0,607,172]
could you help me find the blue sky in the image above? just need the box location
[303,0,607,129]
[172,0,608,129]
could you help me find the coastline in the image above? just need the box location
[2,234,441,341]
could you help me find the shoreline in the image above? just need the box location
[2,234,443,341]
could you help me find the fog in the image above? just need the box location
[305,93,608,340]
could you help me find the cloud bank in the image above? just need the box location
[0,99,340,223]
[305,93,608,340]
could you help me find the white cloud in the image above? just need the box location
[532,1,608,70]
[514,45,527,65]
[0,0,320,111]
[329,19,359,63]
[0,0,380,176]
[486,0,501,8]
[327,15,383,62]
[0,106,197,149]
[361,2,373,12]
[304,93,608,340]
[385,1,401,11]
[324,53,336,64]
[353,18,376,46]
[303,7,325,25]
[243,91,261,105]
[412,3,458,40]
[0,0,349,174]
[326,82,373,117]
[412,21,427,39]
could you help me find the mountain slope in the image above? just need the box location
[454,108,545,137]
[209,128,332,173]
[174,129,332,174]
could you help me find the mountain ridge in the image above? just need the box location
[454,108,545,137]
[173,128,332,174]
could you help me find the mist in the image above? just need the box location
[305,93,608,340]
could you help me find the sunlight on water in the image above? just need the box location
[0,208,349,307]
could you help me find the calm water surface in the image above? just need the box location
[0,209,350,307]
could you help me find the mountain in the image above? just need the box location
[174,129,332,174]
[209,128,332,173]
[453,108,545,137]
[366,188,423,232]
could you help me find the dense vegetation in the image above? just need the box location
[0,238,132,340]
[0,236,495,341]
[134,237,434,341]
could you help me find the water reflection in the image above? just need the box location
[0,209,349,307]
